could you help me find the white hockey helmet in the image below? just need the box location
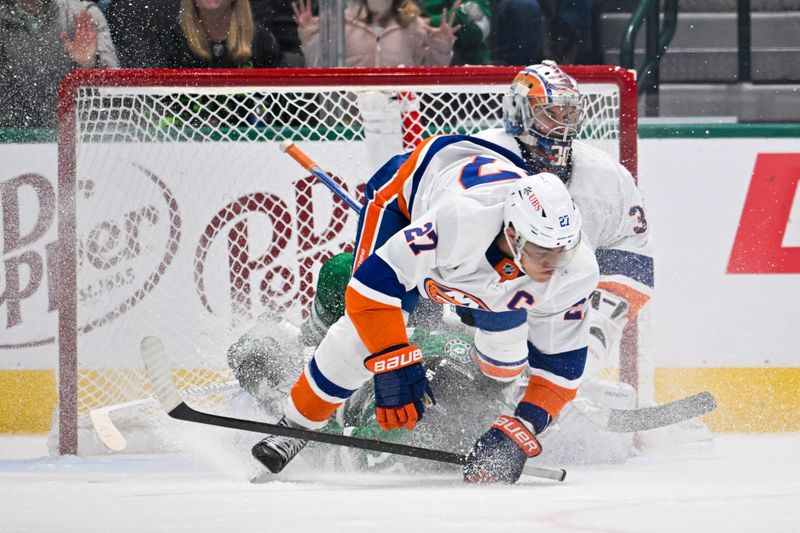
[504,172,582,268]
[502,61,585,173]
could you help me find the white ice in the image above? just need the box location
[1,434,798,533]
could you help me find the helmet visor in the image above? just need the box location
[520,234,581,268]
[531,101,584,141]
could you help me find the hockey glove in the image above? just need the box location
[464,415,542,484]
[364,345,435,431]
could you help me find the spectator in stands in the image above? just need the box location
[0,0,118,127]
[293,0,458,67]
[420,0,489,65]
[540,0,600,65]
[490,0,542,66]
[251,0,303,67]
[103,0,180,68]
[155,0,285,68]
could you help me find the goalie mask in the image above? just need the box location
[504,173,582,274]
[502,61,585,178]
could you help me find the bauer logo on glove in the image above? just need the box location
[492,415,542,457]
[365,345,435,431]
[365,347,423,374]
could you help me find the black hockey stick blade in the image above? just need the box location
[140,336,565,482]
[605,392,718,432]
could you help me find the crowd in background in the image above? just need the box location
[0,0,600,128]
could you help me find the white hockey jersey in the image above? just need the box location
[277,135,603,431]
[474,128,654,315]
[345,135,599,364]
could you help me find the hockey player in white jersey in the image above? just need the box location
[251,135,599,483]
[474,61,654,386]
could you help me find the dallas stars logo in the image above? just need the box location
[444,339,472,363]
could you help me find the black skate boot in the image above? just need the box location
[251,417,308,473]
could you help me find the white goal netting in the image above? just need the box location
[56,67,636,454]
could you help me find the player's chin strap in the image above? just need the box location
[504,223,527,273]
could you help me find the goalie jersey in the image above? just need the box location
[475,128,654,315]
[345,135,599,399]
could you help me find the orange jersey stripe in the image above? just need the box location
[354,202,384,273]
[353,136,443,273]
[597,281,651,318]
[290,371,343,423]
[383,135,439,218]
[474,358,527,380]
[520,375,578,419]
[345,285,408,354]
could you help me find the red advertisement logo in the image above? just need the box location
[727,154,800,274]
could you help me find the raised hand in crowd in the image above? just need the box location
[291,0,317,30]
[422,0,461,44]
[60,10,101,68]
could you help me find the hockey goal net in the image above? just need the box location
[56,66,639,455]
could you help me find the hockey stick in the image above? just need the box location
[141,336,566,482]
[89,380,240,452]
[593,392,717,432]
[89,398,154,452]
[280,140,363,214]
[92,382,718,452]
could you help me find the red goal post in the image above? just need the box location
[56,66,638,455]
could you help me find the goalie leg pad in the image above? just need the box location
[536,380,636,465]
[582,288,632,380]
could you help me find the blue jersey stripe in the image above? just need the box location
[365,153,412,201]
[474,347,528,368]
[352,193,412,270]
[352,254,407,301]
[527,342,587,381]
[308,356,357,400]
[408,135,529,214]
[514,402,551,434]
[455,307,527,332]
[595,248,655,288]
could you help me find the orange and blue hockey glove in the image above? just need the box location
[364,345,435,431]
[464,415,542,484]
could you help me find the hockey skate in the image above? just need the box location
[251,417,308,473]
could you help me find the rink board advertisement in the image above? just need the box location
[1,131,799,433]
[65,141,366,369]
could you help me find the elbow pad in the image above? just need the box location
[472,324,528,382]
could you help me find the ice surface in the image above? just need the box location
[0,434,798,532]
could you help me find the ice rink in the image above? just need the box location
[1,433,797,532]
